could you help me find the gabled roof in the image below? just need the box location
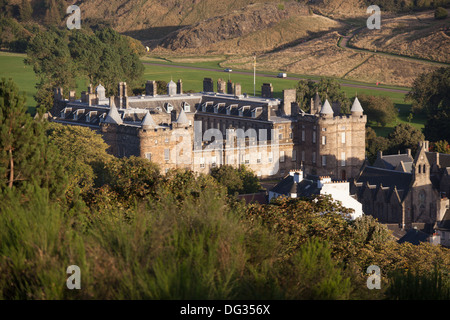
[356,166,412,200]
[376,154,414,171]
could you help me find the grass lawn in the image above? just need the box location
[0,52,38,113]
[1,51,422,137]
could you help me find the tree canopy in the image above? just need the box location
[25,26,145,110]
[295,78,351,114]
[358,94,398,127]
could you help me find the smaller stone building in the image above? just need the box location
[351,141,450,235]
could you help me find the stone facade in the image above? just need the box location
[50,78,366,180]
[351,141,450,233]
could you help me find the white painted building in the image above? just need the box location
[269,169,363,220]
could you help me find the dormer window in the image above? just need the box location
[183,102,190,112]
[165,103,174,113]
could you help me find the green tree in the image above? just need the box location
[211,165,261,195]
[435,7,448,19]
[46,122,113,199]
[366,126,390,164]
[358,94,398,127]
[68,29,103,84]
[406,67,450,116]
[387,123,425,155]
[19,0,33,22]
[431,140,450,154]
[423,110,450,143]
[44,0,61,26]
[26,28,76,110]
[0,78,66,196]
[95,156,161,207]
[296,78,351,114]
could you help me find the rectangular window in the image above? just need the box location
[302,130,305,142]
[312,152,316,164]
[302,151,305,162]
[313,131,316,143]
[211,156,217,167]
[292,150,296,161]
[200,157,205,168]
[280,151,285,163]
[164,149,170,161]
[244,154,250,164]
[322,136,326,145]
[268,152,273,163]
[322,155,327,167]
[257,152,262,164]
[145,153,152,161]
[341,152,346,166]
[341,132,346,144]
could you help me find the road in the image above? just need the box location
[143,62,410,94]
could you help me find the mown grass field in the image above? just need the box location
[0,51,424,137]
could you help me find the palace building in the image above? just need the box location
[50,78,366,179]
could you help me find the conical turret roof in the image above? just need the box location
[351,97,364,113]
[104,100,123,124]
[142,110,157,128]
[175,108,189,124]
[320,99,334,115]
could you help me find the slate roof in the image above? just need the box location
[356,166,412,199]
[398,228,430,245]
[376,154,413,171]
[271,174,321,197]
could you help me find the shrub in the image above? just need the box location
[435,7,448,20]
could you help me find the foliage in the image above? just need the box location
[435,6,448,19]
[0,78,66,197]
[386,268,450,300]
[26,27,145,104]
[358,94,398,127]
[1,82,449,300]
[211,165,261,195]
[46,122,113,199]
[406,67,450,116]
[386,123,425,155]
[423,110,450,143]
[295,78,351,113]
[276,238,352,300]
[156,80,168,95]
[431,140,450,154]
[0,16,33,52]
[366,126,390,164]
[93,156,161,208]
